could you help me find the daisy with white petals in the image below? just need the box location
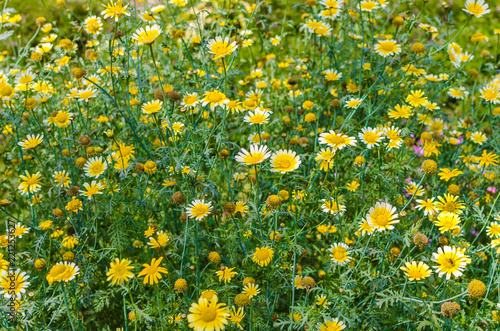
[186,199,213,221]
[365,202,399,232]
[235,144,271,166]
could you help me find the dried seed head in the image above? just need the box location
[135,163,145,174]
[78,135,91,147]
[172,191,185,205]
[52,208,64,218]
[404,137,414,147]
[301,276,316,290]
[287,77,298,86]
[441,302,458,318]
[413,233,429,249]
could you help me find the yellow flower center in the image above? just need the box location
[80,91,94,99]
[331,247,346,260]
[205,92,225,103]
[192,204,209,217]
[243,152,264,165]
[467,3,484,16]
[145,265,157,275]
[361,2,377,10]
[25,177,38,186]
[256,250,269,261]
[50,265,67,279]
[375,214,389,226]
[55,113,69,123]
[200,306,218,322]
[113,265,127,276]
[211,43,231,56]
[14,228,26,236]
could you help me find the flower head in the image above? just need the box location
[207,36,238,60]
[270,150,301,173]
[186,199,213,221]
[188,296,230,331]
[106,258,135,285]
[137,257,168,285]
[400,261,432,281]
[432,246,469,280]
[101,0,130,21]
[132,24,162,45]
[463,0,490,18]
[235,144,271,165]
[365,202,399,232]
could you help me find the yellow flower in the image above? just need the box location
[252,247,274,267]
[61,236,79,249]
[406,90,428,107]
[432,246,469,280]
[65,197,83,213]
[400,261,432,281]
[436,194,465,214]
[46,262,79,285]
[375,39,400,57]
[187,296,230,331]
[18,171,43,195]
[388,104,413,119]
[186,199,213,221]
[329,243,351,265]
[270,150,301,173]
[137,257,168,285]
[318,318,346,331]
[142,100,163,115]
[438,168,464,182]
[207,36,238,61]
[0,269,30,298]
[364,202,399,231]
[18,134,43,150]
[235,144,271,165]
[106,258,134,285]
[435,212,461,233]
[462,0,490,18]
[132,24,162,45]
[101,0,130,21]
[148,231,169,249]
